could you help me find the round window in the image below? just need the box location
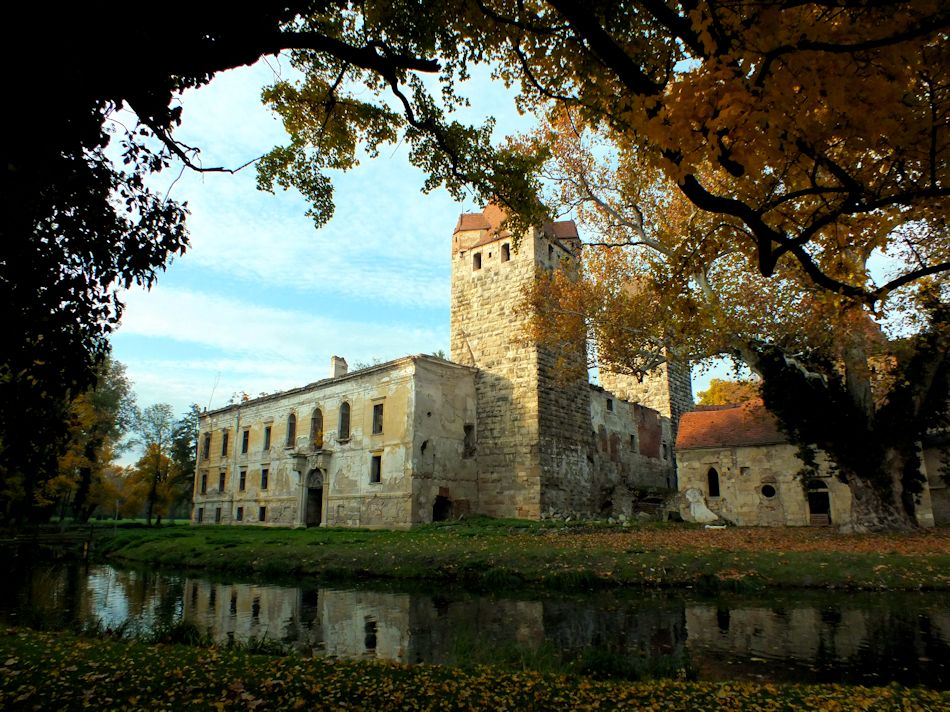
[761,484,777,498]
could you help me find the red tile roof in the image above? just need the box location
[454,204,578,244]
[676,401,787,450]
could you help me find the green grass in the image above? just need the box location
[89,518,950,592]
[1,628,945,710]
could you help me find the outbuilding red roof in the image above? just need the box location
[676,401,787,450]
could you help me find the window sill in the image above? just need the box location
[337,437,351,444]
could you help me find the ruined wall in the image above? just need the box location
[581,387,675,517]
[923,445,950,526]
[599,358,694,439]
[677,444,853,527]
[409,358,479,523]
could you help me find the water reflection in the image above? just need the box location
[1,561,947,688]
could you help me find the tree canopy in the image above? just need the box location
[2,1,947,524]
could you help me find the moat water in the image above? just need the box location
[2,560,947,687]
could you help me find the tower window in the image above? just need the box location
[501,243,510,262]
[370,454,382,483]
[606,398,613,411]
[473,253,482,270]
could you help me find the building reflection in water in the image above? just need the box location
[0,561,946,688]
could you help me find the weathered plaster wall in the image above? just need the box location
[409,358,479,523]
[677,443,853,527]
[193,356,474,529]
[600,358,693,436]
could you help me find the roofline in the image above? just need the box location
[676,439,792,452]
[202,354,475,418]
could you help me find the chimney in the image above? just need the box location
[330,356,348,378]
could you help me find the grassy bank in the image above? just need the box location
[1,628,946,711]
[95,518,950,592]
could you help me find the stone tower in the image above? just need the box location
[450,205,594,518]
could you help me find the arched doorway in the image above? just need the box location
[306,469,324,527]
[807,480,832,526]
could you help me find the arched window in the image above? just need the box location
[311,408,324,449]
[707,467,721,498]
[339,402,351,440]
[286,413,297,447]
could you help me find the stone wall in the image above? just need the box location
[450,225,547,518]
[677,443,853,527]
[599,356,693,439]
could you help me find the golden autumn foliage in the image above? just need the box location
[696,378,761,406]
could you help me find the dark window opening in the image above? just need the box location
[197,507,204,523]
[218,472,225,491]
[463,424,476,458]
[261,468,269,490]
[364,619,377,650]
[221,431,229,456]
[433,495,453,522]
[662,443,669,460]
[241,429,249,454]
[501,243,510,262]
[716,608,731,633]
[252,596,261,618]
[372,403,384,434]
[548,244,554,261]
[202,433,211,460]
[473,253,482,270]
[707,468,720,498]
[239,470,246,491]
[230,591,237,615]
[761,484,777,498]
[311,409,324,448]
[339,402,351,440]
[629,434,635,449]
[606,398,613,411]
[258,506,266,522]
[370,454,382,483]
[236,506,243,521]
[214,507,222,523]
[200,473,207,495]
[286,413,297,447]
[263,426,271,451]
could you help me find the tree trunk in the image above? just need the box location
[840,464,916,532]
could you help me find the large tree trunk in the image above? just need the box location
[839,455,918,532]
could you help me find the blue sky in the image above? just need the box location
[111,58,721,426]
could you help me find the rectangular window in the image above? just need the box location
[370,454,382,483]
[214,507,222,523]
[501,243,510,262]
[197,507,204,523]
[261,468,269,490]
[221,431,229,457]
[473,253,482,270]
[629,434,635,449]
[200,473,207,495]
[263,426,271,451]
[202,433,211,460]
[372,403,384,434]
[218,472,225,491]
[239,470,246,491]
[259,506,266,522]
[606,398,613,412]
[241,430,249,454]
[235,506,243,522]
